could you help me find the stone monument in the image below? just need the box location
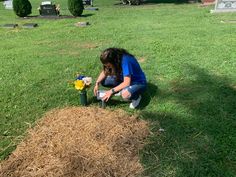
[83,0,93,6]
[39,1,60,16]
[211,0,236,13]
[3,0,13,10]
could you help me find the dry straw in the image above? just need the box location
[0,107,149,177]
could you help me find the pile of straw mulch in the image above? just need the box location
[0,107,149,177]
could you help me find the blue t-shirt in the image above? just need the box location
[121,54,146,85]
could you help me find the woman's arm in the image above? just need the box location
[112,76,131,92]
[95,70,106,85]
[94,70,106,96]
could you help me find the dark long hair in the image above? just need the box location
[100,48,133,79]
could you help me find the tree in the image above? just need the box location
[68,0,84,17]
[13,0,32,17]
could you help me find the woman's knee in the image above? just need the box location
[121,89,131,100]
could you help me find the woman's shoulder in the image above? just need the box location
[122,54,136,62]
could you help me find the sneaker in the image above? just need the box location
[129,95,141,109]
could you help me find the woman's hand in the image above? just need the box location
[93,84,99,96]
[102,90,113,102]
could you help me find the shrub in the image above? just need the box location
[68,0,84,17]
[13,0,32,17]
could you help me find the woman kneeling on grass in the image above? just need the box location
[94,48,147,109]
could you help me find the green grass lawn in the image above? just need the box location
[0,0,236,176]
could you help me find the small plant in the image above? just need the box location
[68,0,84,17]
[13,0,32,17]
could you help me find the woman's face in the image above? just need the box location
[103,62,115,75]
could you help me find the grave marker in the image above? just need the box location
[3,0,13,10]
[22,23,38,28]
[39,1,60,16]
[211,0,236,13]
[74,22,89,27]
[85,7,99,10]
[2,24,18,28]
[83,0,93,6]
[221,20,236,23]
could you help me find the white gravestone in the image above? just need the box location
[3,0,13,10]
[211,0,236,12]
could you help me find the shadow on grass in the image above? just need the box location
[138,82,159,109]
[80,14,94,17]
[141,65,236,176]
[144,0,199,4]
[114,0,200,6]
[20,14,94,20]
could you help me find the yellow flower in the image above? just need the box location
[74,80,85,90]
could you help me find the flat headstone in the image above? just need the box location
[22,23,38,28]
[74,22,89,27]
[203,0,215,4]
[3,0,13,10]
[211,0,236,13]
[85,7,99,10]
[221,20,236,23]
[2,24,18,28]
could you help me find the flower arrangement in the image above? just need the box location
[74,74,92,92]
[70,74,92,106]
